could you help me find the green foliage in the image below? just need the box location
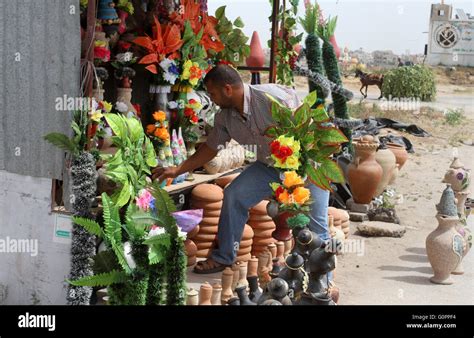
[287,214,311,229]
[116,0,134,14]
[181,21,208,69]
[147,262,166,305]
[444,108,465,126]
[67,270,128,287]
[266,92,348,191]
[166,237,187,305]
[213,6,250,65]
[71,217,104,238]
[382,65,436,101]
[102,114,158,207]
[92,250,121,275]
[299,1,319,35]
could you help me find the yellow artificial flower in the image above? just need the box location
[102,101,112,113]
[90,109,103,122]
[283,155,300,170]
[277,135,301,154]
[292,187,311,204]
[283,171,304,188]
[181,60,193,80]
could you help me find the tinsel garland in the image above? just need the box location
[66,152,98,305]
[165,235,187,305]
[305,33,326,102]
[321,40,353,154]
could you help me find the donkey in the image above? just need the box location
[355,69,384,99]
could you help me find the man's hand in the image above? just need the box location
[152,166,180,183]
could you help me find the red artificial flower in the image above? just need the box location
[132,104,141,118]
[270,140,280,154]
[118,40,132,52]
[94,46,110,62]
[277,146,293,162]
[275,186,285,200]
[191,115,199,124]
[184,107,194,117]
[188,99,197,105]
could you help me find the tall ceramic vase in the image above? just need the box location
[426,214,464,284]
[347,136,383,204]
[386,142,408,170]
[375,143,396,196]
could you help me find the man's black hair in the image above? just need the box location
[204,64,243,87]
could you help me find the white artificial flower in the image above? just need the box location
[168,101,178,109]
[127,111,136,119]
[148,226,166,238]
[116,52,133,63]
[163,71,177,84]
[123,242,137,269]
[159,58,173,71]
[115,101,128,113]
[177,226,187,241]
[91,98,99,111]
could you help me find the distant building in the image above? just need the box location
[372,50,399,66]
[426,2,474,67]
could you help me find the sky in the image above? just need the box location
[207,0,474,55]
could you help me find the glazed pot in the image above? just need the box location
[271,211,296,241]
[426,214,464,284]
[348,137,383,204]
[386,142,408,170]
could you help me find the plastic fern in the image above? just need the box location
[68,270,128,287]
[71,216,104,238]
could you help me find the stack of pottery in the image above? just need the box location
[184,238,198,267]
[190,184,224,258]
[328,207,350,239]
[204,140,246,174]
[247,201,276,256]
[348,135,383,204]
[442,157,471,274]
[215,173,240,188]
[386,142,408,171]
[426,185,465,284]
[375,142,397,194]
[328,215,345,244]
[237,224,254,262]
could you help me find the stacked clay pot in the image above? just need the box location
[215,173,240,189]
[184,225,200,267]
[328,207,350,239]
[237,224,254,262]
[190,184,224,258]
[248,200,276,256]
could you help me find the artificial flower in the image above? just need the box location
[275,186,285,200]
[283,171,304,188]
[136,189,154,211]
[154,127,170,141]
[191,115,199,124]
[153,111,167,122]
[148,225,166,238]
[146,124,157,134]
[277,189,290,204]
[181,60,203,87]
[177,226,187,240]
[292,187,310,204]
[102,101,112,113]
[284,156,300,170]
[116,101,128,113]
[89,109,103,123]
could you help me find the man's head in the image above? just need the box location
[204,64,243,109]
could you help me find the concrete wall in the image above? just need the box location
[0,170,71,305]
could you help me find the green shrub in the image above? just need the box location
[382,65,436,101]
[444,108,465,126]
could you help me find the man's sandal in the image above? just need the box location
[193,258,228,274]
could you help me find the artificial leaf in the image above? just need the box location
[320,158,345,183]
[319,128,348,144]
[304,91,317,107]
[72,217,104,238]
[139,53,159,65]
[68,270,128,287]
[306,163,333,191]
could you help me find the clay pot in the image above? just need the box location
[249,221,276,231]
[241,224,254,240]
[221,268,234,304]
[454,190,470,217]
[199,283,213,305]
[250,200,270,215]
[248,214,273,222]
[198,225,218,234]
[328,216,345,244]
[348,137,383,204]
[247,256,258,277]
[184,239,197,257]
[191,200,223,210]
[375,146,397,196]
[247,275,262,303]
[237,253,252,262]
[389,164,400,185]
[191,184,224,202]
[195,241,216,250]
[443,158,470,192]
[246,31,265,69]
[211,283,222,305]
[196,247,213,258]
[203,209,221,217]
[239,239,253,248]
[386,142,408,170]
[426,214,464,284]
[452,224,471,275]
[215,173,240,188]
[186,288,199,305]
[193,233,217,242]
[187,225,200,239]
[237,246,252,255]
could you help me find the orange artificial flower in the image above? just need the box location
[292,187,310,204]
[277,189,290,204]
[153,111,167,122]
[283,171,304,189]
[146,124,157,134]
[154,127,170,141]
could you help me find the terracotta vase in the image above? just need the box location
[426,214,464,284]
[237,261,249,289]
[348,137,383,204]
[221,267,234,304]
[246,31,265,70]
[272,211,296,241]
[386,142,408,170]
[247,256,258,277]
[186,288,199,305]
[199,283,213,305]
[375,145,397,195]
[276,242,285,263]
[116,87,136,115]
[211,283,222,305]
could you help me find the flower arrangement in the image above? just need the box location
[145,111,173,167]
[168,98,202,144]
